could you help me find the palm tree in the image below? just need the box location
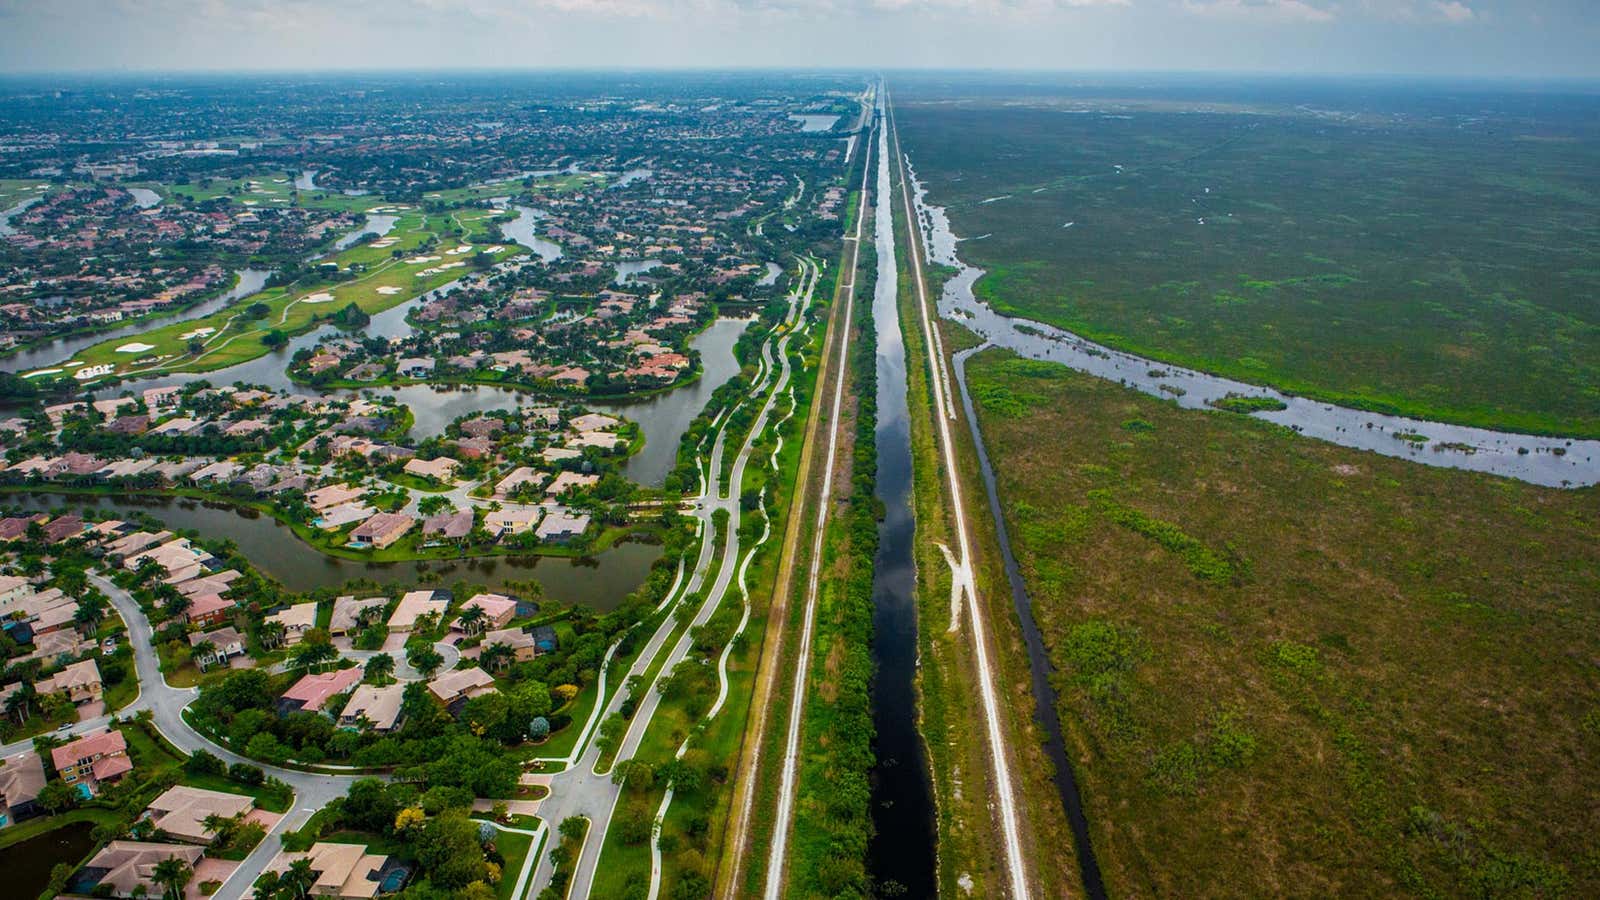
[5,682,35,724]
[190,640,217,672]
[251,871,282,900]
[458,604,487,637]
[364,653,395,685]
[151,856,192,900]
[292,641,337,672]
[260,620,287,650]
[481,642,514,674]
[202,812,238,845]
[286,858,316,899]
[74,595,107,636]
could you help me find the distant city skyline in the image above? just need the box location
[1,0,1596,79]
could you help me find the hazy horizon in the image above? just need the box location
[1,0,1595,80]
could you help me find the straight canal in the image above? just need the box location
[867,112,937,896]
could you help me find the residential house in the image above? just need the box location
[37,658,102,706]
[329,596,389,637]
[494,466,545,498]
[480,627,537,664]
[278,668,363,716]
[188,626,246,671]
[427,667,497,710]
[387,590,446,634]
[77,841,205,898]
[402,457,457,483]
[266,841,394,900]
[338,684,406,733]
[306,484,365,513]
[0,752,46,827]
[185,592,236,628]
[545,471,599,497]
[348,512,414,550]
[484,507,541,538]
[451,593,516,633]
[142,785,255,843]
[265,602,318,646]
[535,508,591,543]
[51,729,132,792]
[420,510,474,542]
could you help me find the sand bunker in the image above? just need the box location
[446,246,473,255]
[115,342,155,354]
[407,256,441,264]
[376,286,402,295]
[302,292,336,304]
[178,327,216,341]
[485,245,506,253]
[24,368,61,378]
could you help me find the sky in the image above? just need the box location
[0,0,1596,79]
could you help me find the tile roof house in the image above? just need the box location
[484,507,542,537]
[420,509,474,541]
[535,507,592,543]
[402,457,457,482]
[143,785,255,843]
[329,596,389,636]
[481,627,538,663]
[348,512,414,550]
[37,658,102,705]
[306,484,365,512]
[265,602,318,646]
[78,841,205,899]
[188,626,246,671]
[451,593,516,632]
[338,683,406,732]
[51,728,132,791]
[387,590,446,633]
[279,668,363,715]
[427,667,497,708]
[266,841,393,900]
[185,592,236,628]
[0,751,46,826]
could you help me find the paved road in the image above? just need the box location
[82,573,364,900]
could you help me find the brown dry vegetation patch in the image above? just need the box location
[967,348,1600,898]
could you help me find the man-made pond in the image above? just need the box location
[1,269,274,375]
[0,820,97,900]
[594,316,754,486]
[1,493,660,609]
[499,205,563,262]
[906,166,1600,488]
[613,259,662,285]
[0,195,43,236]
[328,214,398,253]
[126,187,161,209]
[789,114,840,133]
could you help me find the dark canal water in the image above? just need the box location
[0,820,96,899]
[0,493,658,609]
[866,114,937,896]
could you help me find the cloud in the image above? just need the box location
[1181,0,1335,23]
[1432,1,1475,23]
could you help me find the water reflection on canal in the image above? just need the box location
[867,112,937,896]
[2,492,659,609]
